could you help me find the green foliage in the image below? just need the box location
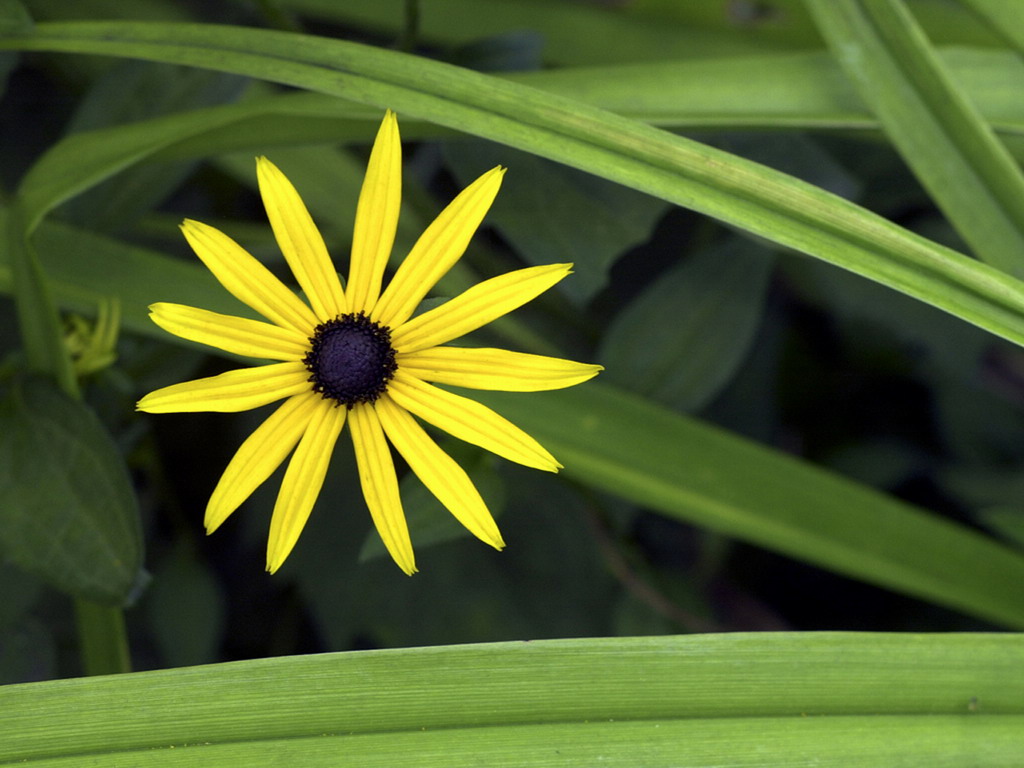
[808,0,1024,276]
[7,20,1024,351]
[599,239,774,411]
[0,376,143,604]
[443,142,671,304]
[0,634,1021,766]
[0,0,1023,763]
[477,383,1024,629]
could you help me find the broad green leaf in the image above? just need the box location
[628,0,1004,48]
[0,211,255,339]
[957,0,1024,53]
[59,61,246,232]
[474,383,1024,629]
[0,376,143,605]
[12,92,376,234]
[281,0,786,65]
[0,634,1021,766]
[443,141,670,304]
[600,239,774,412]
[0,561,41,628]
[807,0,1024,276]
[0,0,30,33]
[5,25,1024,358]
[0,0,19,103]
[24,0,195,23]
[508,47,1024,136]
[295,464,612,646]
[0,49,16,100]
[0,615,54,686]
[976,507,1024,550]
[144,545,226,668]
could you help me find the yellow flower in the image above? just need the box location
[137,112,601,575]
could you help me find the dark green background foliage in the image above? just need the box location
[0,0,1022,685]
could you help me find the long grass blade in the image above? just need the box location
[1,634,1020,766]
[4,22,1024,352]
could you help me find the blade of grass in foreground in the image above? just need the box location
[1,634,1021,766]
[808,0,1024,276]
[5,22,1024,352]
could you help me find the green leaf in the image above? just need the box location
[600,238,774,412]
[144,545,226,668]
[0,634,1021,765]
[957,0,1024,54]
[4,24,1024,357]
[977,506,1024,550]
[510,47,1024,136]
[11,49,1024,213]
[443,141,670,304]
[13,92,381,233]
[3,201,76,394]
[473,383,1024,629]
[807,0,1024,276]
[0,0,30,33]
[0,616,54,686]
[280,0,783,65]
[0,211,256,340]
[0,375,143,605]
[0,1,27,102]
[58,61,245,232]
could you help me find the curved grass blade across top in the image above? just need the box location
[17,47,1024,236]
[808,0,1024,276]
[5,22,1024,351]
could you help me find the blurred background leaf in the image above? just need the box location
[0,376,143,605]
[600,238,774,412]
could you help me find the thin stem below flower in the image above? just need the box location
[74,599,131,676]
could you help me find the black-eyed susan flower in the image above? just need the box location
[137,111,601,575]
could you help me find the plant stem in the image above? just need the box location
[74,599,131,676]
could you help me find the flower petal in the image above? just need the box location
[349,403,417,575]
[372,166,505,328]
[391,264,572,353]
[266,400,347,573]
[348,111,401,314]
[257,156,347,320]
[376,395,504,550]
[150,302,309,361]
[136,362,309,413]
[398,346,603,391]
[205,392,321,534]
[180,219,318,334]
[387,370,560,472]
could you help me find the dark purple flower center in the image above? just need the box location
[304,312,397,408]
